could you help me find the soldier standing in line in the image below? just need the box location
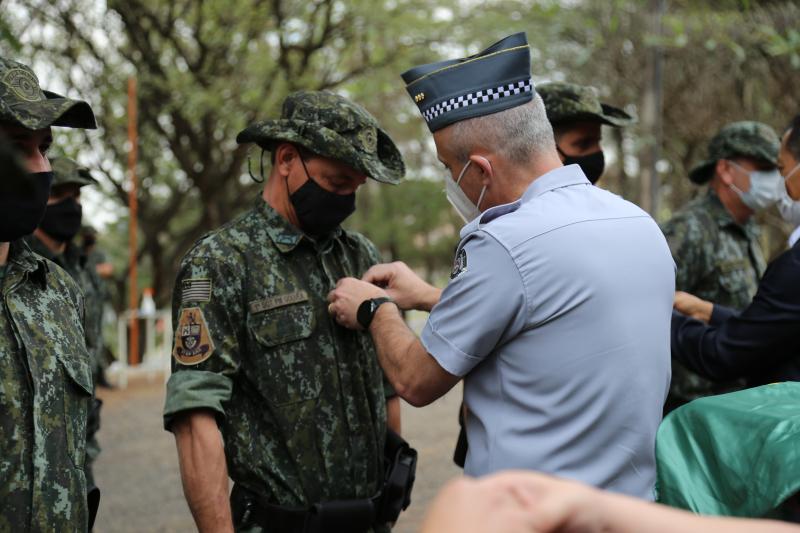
[0,56,99,531]
[661,121,782,413]
[26,156,105,491]
[538,81,635,185]
[163,91,413,533]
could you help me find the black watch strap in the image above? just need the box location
[357,297,394,329]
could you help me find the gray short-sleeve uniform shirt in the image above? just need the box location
[421,165,675,499]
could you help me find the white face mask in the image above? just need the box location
[778,162,800,225]
[446,160,487,223]
[728,161,783,211]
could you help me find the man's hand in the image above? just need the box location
[327,277,388,330]
[674,291,713,323]
[362,261,441,312]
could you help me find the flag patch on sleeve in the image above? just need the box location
[181,278,212,304]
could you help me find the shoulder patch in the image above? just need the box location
[173,307,215,365]
[181,278,212,304]
[451,248,468,279]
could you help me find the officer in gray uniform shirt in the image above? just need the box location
[327,32,675,499]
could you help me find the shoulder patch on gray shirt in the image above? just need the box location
[451,248,467,279]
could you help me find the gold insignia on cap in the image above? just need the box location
[172,307,215,365]
[414,93,425,103]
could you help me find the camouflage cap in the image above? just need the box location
[688,121,780,184]
[50,156,98,188]
[236,90,405,184]
[538,82,635,128]
[0,57,96,130]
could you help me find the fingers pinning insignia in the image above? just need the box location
[173,307,215,365]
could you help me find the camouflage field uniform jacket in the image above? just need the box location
[27,237,104,370]
[0,240,93,532]
[163,200,393,528]
[661,190,766,411]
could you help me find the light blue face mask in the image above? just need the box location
[777,162,800,225]
[728,161,783,211]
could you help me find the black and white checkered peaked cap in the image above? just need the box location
[401,32,534,133]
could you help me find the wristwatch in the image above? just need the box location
[357,297,394,329]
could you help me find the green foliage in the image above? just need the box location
[4,0,800,307]
[345,177,462,277]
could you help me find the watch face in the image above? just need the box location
[357,299,372,328]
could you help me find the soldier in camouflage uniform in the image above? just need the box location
[163,91,405,533]
[26,156,104,489]
[0,57,98,531]
[661,121,781,413]
[538,82,635,184]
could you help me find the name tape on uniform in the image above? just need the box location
[249,290,309,314]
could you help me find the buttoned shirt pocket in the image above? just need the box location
[247,302,321,406]
[58,353,93,468]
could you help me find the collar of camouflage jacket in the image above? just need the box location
[706,190,760,240]
[256,199,344,254]
[6,240,49,287]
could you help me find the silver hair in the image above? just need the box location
[447,94,556,165]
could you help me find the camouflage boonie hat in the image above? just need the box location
[688,121,780,184]
[538,82,634,127]
[0,57,96,130]
[236,90,405,184]
[50,156,98,188]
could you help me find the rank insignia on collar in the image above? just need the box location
[451,248,467,279]
[173,307,215,365]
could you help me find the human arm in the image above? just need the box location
[172,411,233,533]
[673,291,713,323]
[361,261,441,312]
[330,232,527,406]
[327,278,460,407]
[671,249,800,381]
[420,471,800,533]
[162,250,241,528]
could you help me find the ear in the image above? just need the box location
[715,159,733,185]
[470,155,494,186]
[274,143,298,177]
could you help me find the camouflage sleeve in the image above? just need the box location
[661,215,708,294]
[163,249,243,431]
[350,232,397,400]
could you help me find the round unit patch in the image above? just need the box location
[2,68,42,102]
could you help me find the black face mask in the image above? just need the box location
[39,196,83,243]
[0,171,53,242]
[559,148,605,185]
[290,177,355,236]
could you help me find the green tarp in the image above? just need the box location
[656,382,800,517]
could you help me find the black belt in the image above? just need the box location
[231,429,417,533]
[232,485,380,533]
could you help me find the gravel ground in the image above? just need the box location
[92,375,463,533]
